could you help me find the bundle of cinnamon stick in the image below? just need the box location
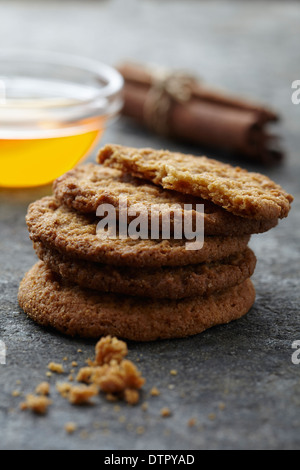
[117,62,283,165]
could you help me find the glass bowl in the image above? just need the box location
[0,50,124,188]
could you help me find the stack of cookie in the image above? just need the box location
[18,144,293,341]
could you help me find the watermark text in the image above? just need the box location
[291,340,300,365]
[291,80,300,105]
[0,340,6,365]
[96,196,204,250]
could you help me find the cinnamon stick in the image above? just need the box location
[117,62,283,165]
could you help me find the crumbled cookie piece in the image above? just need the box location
[57,381,98,405]
[48,362,64,374]
[68,384,99,405]
[64,422,77,434]
[93,360,145,392]
[35,382,50,396]
[76,366,95,384]
[124,389,140,405]
[56,382,72,398]
[94,335,128,365]
[141,402,148,411]
[20,394,52,415]
[75,339,145,405]
[150,387,160,396]
[89,360,145,405]
[160,407,171,417]
[105,392,119,402]
[19,336,145,416]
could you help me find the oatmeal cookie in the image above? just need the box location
[53,163,278,236]
[98,144,293,220]
[34,241,256,299]
[18,262,256,341]
[26,197,251,268]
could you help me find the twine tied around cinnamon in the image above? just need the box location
[143,68,198,137]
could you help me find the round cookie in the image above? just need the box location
[34,241,257,299]
[26,196,251,268]
[98,144,293,220]
[18,262,256,341]
[53,163,278,236]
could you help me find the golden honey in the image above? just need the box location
[0,52,123,188]
[0,123,103,188]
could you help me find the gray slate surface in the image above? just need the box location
[0,0,299,450]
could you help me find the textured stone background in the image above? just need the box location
[0,0,299,450]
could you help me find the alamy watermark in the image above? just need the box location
[0,340,6,365]
[291,80,300,105]
[96,196,204,251]
[291,340,300,365]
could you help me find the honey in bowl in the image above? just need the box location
[0,51,124,188]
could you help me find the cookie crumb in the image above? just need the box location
[89,358,145,404]
[160,407,171,417]
[65,422,77,434]
[48,362,64,374]
[68,384,99,405]
[19,336,145,416]
[170,369,178,376]
[56,382,72,398]
[20,394,52,415]
[35,382,50,396]
[208,413,216,421]
[150,387,160,396]
[95,335,128,365]
[76,366,95,384]
[141,402,148,411]
[11,390,21,397]
[218,402,226,411]
[105,392,119,402]
[124,388,139,405]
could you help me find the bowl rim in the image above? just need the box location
[0,48,124,102]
